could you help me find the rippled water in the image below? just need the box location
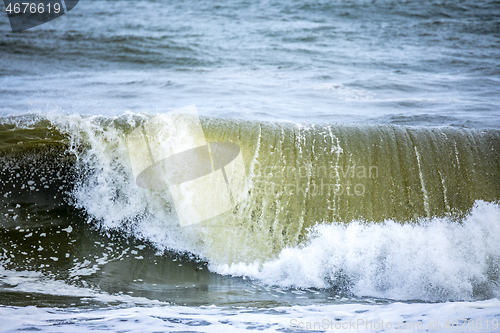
[0,0,499,332]
[1,0,499,126]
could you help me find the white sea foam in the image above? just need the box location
[44,114,500,302]
[1,299,499,332]
[48,113,204,256]
[215,201,500,301]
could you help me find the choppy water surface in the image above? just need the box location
[0,0,499,332]
[1,0,499,126]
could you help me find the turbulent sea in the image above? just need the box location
[0,0,500,332]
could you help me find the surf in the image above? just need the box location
[0,113,499,301]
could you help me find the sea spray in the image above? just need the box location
[1,114,499,302]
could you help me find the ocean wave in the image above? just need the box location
[0,113,499,301]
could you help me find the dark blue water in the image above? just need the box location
[1,0,499,126]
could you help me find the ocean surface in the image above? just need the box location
[0,0,499,332]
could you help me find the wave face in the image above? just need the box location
[218,201,500,301]
[1,114,499,301]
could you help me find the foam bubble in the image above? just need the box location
[214,201,500,301]
[26,114,500,301]
[1,298,499,332]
